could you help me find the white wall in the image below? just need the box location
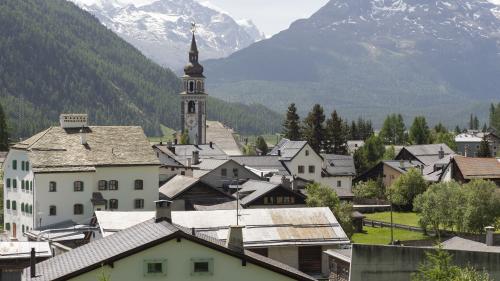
[66,238,296,281]
[33,165,158,228]
[283,144,323,183]
[3,149,35,238]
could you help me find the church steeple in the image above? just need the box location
[184,29,204,78]
[180,24,207,145]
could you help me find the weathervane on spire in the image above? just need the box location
[191,22,197,34]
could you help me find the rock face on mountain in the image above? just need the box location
[204,0,500,127]
[70,0,264,70]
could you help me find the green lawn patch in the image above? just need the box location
[148,124,176,143]
[352,226,429,245]
[364,211,421,227]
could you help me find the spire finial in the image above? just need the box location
[191,22,197,34]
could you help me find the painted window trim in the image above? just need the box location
[190,258,214,276]
[143,259,167,277]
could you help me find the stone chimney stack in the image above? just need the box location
[30,247,36,278]
[438,146,445,160]
[226,225,245,253]
[192,151,200,165]
[281,175,292,189]
[155,200,172,223]
[80,127,87,145]
[485,226,495,246]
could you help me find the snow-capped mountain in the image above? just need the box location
[204,0,500,128]
[69,0,264,70]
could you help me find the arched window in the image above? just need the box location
[49,205,56,216]
[189,81,194,92]
[188,101,196,114]
[134,179,144,190]
[49,181,57,192]
[74,181,84,192]
[109,199,119,210]
[196,80,202,91]
[98,180,108,190]
[74,204,84,215]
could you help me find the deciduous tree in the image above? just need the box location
[380,114,406,145]
[409,116,431,145]
[387,168,427,209]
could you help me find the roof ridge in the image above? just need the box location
[26,127,54,150]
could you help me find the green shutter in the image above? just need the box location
[6,200,10,209]
[6,178,10,188]
[13,179,17,189]
[13,160,17,170]
[21,161,25,171]
[12,201,16,210]
[26,161,30,171]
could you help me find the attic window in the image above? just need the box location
[191,258,213,276]
[143,259,167,276]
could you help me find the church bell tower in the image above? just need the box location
[180,26,207,145]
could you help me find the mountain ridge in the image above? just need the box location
[204,0,500,127]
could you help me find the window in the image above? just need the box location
[74,181,84,192]
[6,178,10,188]
[221,168,227,177]
[337,180,342,187]
[305,150,309,156]
[109,199,118,210]
[12,160,17,170]
[181,171,186,176]
[308,165,315,173]
[22,225,25,233]
[134,199,145,209]
[109,180,119,190]
[264,196,275,205]
[74,204,84,215]
[49,205,56,216]
[188,100,196,113]
[276,196,283,204]
[26,161,29,171]
[28,205,32,214]
[49,181,57,192]
[298,166,305,174]
[283,196,291,204]
[21,180,25,190]
[6,200,10,209]
[13,179,17,189]
[12,201,16,211]
[98,180,107,190]
[30,181,33,191]
[134,179,144,190]
[143,259,167,276]
[189,81,194,92]
[191,258,213,276]
[21,203,25,212]
[232,168,238,178]
[5,223,10,231]
[21,161,25,171]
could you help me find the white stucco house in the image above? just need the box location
[2,114,160,239]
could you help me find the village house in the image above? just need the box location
[2,114,160,239]
[23,202,315,281]
[354,160,422,188]
[237,179,307,208]
[455,131,499,157]
[92,207,350,278]
[159,175,235,210]
[440,155,500,186]
[0,242,51,281]
[191,158,261,189]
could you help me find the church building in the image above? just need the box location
[180,30,207,145]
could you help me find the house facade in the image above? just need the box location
[3,114,160,239]
[455,132,499,157]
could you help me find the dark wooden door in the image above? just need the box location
[298,246,322,274]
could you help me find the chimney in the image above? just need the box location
[192,151,200,165]
[59,113,88,129]
[226,225,245,253]
[186,158,192,167]
[80,127,87,145]
[278,150,281,157]
[209,141,213,149]
[174,138,178,145]
[155,200,172,223]
[438,146,445,160]
[485,226,495,246]
[30,247,36,278]
[281,175,291,189]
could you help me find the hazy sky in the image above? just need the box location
[197,0,329,37]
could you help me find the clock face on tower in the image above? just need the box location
[186,115,196,129]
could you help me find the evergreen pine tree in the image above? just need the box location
[0,102,9,151]
[179,130,190,145]
[303,104,326,153]
[255,136,269,155]
[409,116,431,145]
[325,110,348,155]
[350,121,358,140]
[477,137,491,157]
[469,114,474,130]
[482,123,488,133]
[454,125,461,135]
[474,115,480,130]
[282,103,302,141]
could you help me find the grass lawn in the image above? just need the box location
[364,211,421,227]
[352,226,429,245]
[148,124,176,144]
[239,134,282,147]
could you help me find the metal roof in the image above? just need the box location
[442,237,500,253]
[0,242,52,260]
[322,154,356,176]
[24,219,316,281]
[455,133,483,143]
[324,248,352,263]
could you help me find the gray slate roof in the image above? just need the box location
[13,126,159,172]
[238,180,281,206]
[442,237,500,253]
[230,155,288,174]
[401,144,454,166]
[171,144,228,163]
[159,175,200,200]
[322,154,356,176]
[269,139,307,160]
[24,219,315,281]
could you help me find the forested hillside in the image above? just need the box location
[0,0,280,138]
